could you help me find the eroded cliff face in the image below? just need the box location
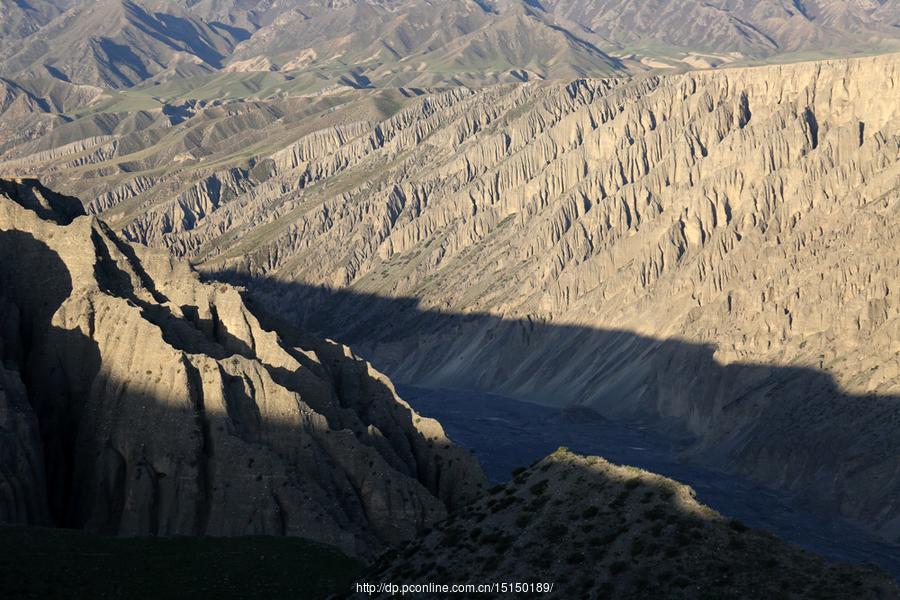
[0,178,486,558]
[2,54,898,543]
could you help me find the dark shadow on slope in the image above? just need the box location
[338,72,375,90]
[0,525,363,600]
[0,230,101,528]
[205,270,900,552]
[209,22,252,44]
[161,102,195,125]
[0,179,84,225]
[42,64,72,84]
[123,1,229,69]
[94,38,154,87]
[0,222,483,558]
[0,223,897,583]
[396,384,900,580]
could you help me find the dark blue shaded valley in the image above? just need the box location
[401,385,900,581]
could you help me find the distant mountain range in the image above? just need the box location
[1,0,898,89]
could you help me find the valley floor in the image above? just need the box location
[401,386,900,582]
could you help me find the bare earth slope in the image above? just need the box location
[0,0,628,89]
[0,177,486,558]
[10,53,897,545]
[540,0,900,58]
[2,0,899,89]
[0,0,245,88]
[360,449,900,599]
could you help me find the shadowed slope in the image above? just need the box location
[3,0,899,90]
[210,274,900,549]
[0,0,243,88]
[0,179,486,558]
[539,0,900,59]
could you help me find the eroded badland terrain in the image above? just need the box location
[1,1,899,598]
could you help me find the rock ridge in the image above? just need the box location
[0,178,486,558]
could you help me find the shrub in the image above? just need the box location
[443,527,463,546]
[529,480,549,495]
[481,555,501,573]
[600,528,625,545]
[490,496,519,513]
[728,537,746,550]
[529,496,550,510]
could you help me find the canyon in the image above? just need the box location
[6,52,895,547]
[1,2,899,596]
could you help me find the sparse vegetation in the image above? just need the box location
[364,450,900,599]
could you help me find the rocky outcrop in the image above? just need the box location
[0,178,486,558]
[361,448,900,599]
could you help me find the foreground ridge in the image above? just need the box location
[361,448,900,599]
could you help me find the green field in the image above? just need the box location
[0,526,364,600]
